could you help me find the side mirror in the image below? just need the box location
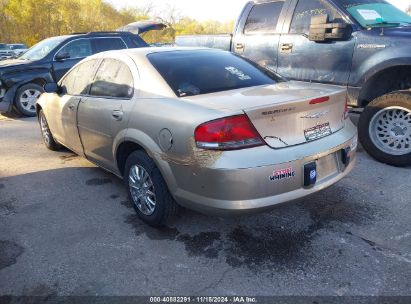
[55,52,70,61]
[44,83,59,93]
[309,14,351,42]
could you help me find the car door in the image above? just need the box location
[232,0,288,72]
[47,58,100,155]
[77,55,136,173]
[53,38,93,81]
[277,0,355,85]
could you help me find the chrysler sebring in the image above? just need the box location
[36,48,357,226]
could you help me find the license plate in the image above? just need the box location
[304,123,332,141]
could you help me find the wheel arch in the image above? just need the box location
[115,132,178,194]
[359,65,411,107]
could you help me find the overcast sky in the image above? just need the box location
[107,0,410,22]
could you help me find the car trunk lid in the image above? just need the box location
[244,89,346,148]
[184,81,347,149]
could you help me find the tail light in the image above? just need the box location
[344,96,349,120]
[195,114,264,150]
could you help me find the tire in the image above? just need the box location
[15,83,44,117]
[124,151,178,227]
[38,109,61,151]
[359,91,411,167]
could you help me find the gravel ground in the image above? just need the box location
[0,114,410,297]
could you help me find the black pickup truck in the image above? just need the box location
[176,0,411,167]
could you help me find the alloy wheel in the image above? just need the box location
[128,165,157,216]
[20,89,41,113]
[369,106,411,156]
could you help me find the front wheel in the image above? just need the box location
[359,91,411,167]
[124,151,178,227]
[15,83,44,117]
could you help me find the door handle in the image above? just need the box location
[68,104,75,111]
[280,43,293,53]
[235,43,245,52]
[112,110,124,121]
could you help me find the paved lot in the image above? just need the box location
[0,114,410,297]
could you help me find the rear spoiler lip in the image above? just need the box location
[117,21,167,35]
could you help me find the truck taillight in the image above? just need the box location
[344,96,349,120]
[195,114,264,150]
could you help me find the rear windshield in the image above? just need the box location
[147,50,284,97]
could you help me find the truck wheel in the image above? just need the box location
[359,91,411,167]
[124,151,178,227]
[15,83,44,117]
[38,109,61,151]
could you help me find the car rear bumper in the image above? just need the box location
[167,121,358,215]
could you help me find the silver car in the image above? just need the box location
[36,47,357,226]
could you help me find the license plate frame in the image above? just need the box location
[304,122,332,141]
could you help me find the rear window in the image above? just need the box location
[93,38,127,53]
[148,50,283,97]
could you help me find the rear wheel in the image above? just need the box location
[124,151,178,227]
[38,109,61,151]
[359,91,411,167]
[15,83,44,117]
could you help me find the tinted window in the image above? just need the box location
[93,38,127,53]
[90,59,134,99]
[60,59,98,95]
[244,1,284,34]
[56,39,92,59]
[148,50,284,97]
[128,36,148,48]
[290,0,343,34]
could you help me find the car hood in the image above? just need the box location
[117,20,167,34]
[0,59,49,78]
[366,26,411,38]
[0,58,30,67]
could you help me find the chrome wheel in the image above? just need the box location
[369,106,411,156]
[128,165,156,216]
[19,89,41,113]
[40,114,51,146]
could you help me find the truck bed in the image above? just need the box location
[175,34,232,51]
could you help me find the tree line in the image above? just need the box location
[0,0,234,46]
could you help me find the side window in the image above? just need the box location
[93,38,127,54]
[290,0,342,35]
[90,59,134,99]
[60,59,98,95]
[56,39,92,60]
[244,1,284,34]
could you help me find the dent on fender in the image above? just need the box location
[156,138,223,168]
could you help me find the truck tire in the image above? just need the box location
[359,91,411,167]
[15,83,44,117]
[38,109,61,151]
[124,151,178,227]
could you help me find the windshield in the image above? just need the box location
[20,37,66,61]
[148,50,284,97]
[0,44,10,50]
[341,0,411,28]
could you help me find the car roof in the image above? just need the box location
[102,46,223,59]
